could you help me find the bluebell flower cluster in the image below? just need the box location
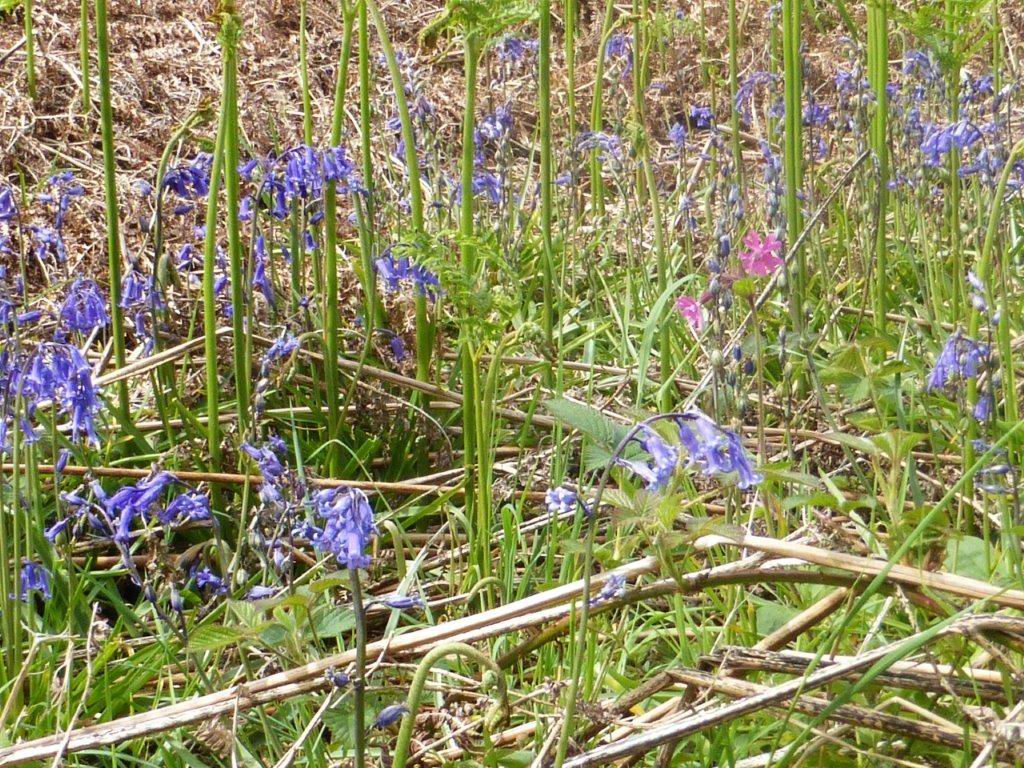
[373,704,409,729]
[19,560,52,601]
[307,487,378,570]
[259,331,300,378]
[545,486,578,515]
[378,593,424,610]
[920,119,983,167]
[675,409,763,489]
[926,331,988,392]
[735,71,780,124]
[604,34,633,78]
[590,573,626,606]
[37,172,85,230]
[16,343,102,445]
[615,426,680,491]
[242,438,290,507]
[374,249,440,301]
[577,132,622,164]
[60,279,109,334]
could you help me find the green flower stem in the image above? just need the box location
[322,2,354,474]
[781,0,804,332]
[23,0,35,100]
[219,6,250,439]
[367,0,431,381]
[299,0,313,145]
[201,76,229,497]
[539,0,555,377]
[867,0,889,330]
[391,642,508,768]
[79,0,90,110]
[349,567,367,768]
[355,0,377,335]
[95,0,130,419]
[588,0,615,218]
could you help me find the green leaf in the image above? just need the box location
[943,536,996,582]
[753,599,798,636]
[189,624,249,651]
[313,606,354,638]
[824,431,880,457]
[543,397,629,449]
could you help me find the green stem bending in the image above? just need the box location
[391,642,509,768]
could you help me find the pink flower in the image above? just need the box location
[676,295,704,330]
[738,231,784,277]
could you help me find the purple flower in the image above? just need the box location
[379,593,424,610]
[689,106,715,130]
[590,573,625,606]
[163,154,213,200]
[309,487,377,570]
[604,33,633,77]
[260,331,299,376]
[252,235,275,307]
[545,486,578,515]
[926,331,988,391]
[615,426,679,491]
[973,393,993,422]
[193,567,227,594]
[494,36,538,65]
[326,668,350,687]
[28,226,68,264]
[475,104,513,144]
[160,490,211,526]
[0,186,18,222]
[668,122,688,149]
[373,250,440,301]
[60,279,110,333]
[120,268,148,308]
[675,409,763,489]
[576,131,622,163]
[19,560,51,601]
[19,344,102,445]
[246,585,277,600]
[39,172,85,230]
[373,704,409,729]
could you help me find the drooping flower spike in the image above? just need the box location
[60,279,110,334]
[926,330,988,392]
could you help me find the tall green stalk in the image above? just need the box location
[726,0,743,181]
[322,2,355,474]
[781,0,804,331]
[588,0,616,218]
[538,0,555,374]
[23,0,35,100]
[299,0,314,145]
[79,0,90,111]
[459,31,484,584]
[220,5,249,439]
[867,0,889,330]
[366,0,431,381]
[202,79,229,487]
[95,0,130,418]
[355,0,377,334]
